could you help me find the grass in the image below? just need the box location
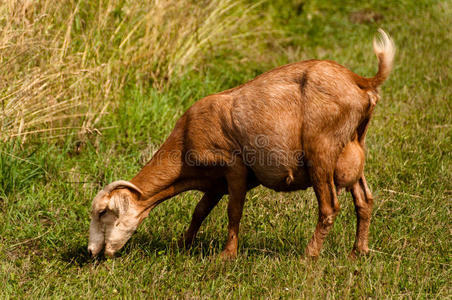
[0,0,451,298]
[0,0,265,141]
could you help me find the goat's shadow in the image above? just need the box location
[131,231,306,259]
[60,243,96,267]
[60,231,307,266]
[59,232,175,267]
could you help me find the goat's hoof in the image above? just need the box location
[219,249,237,261]
[302,250,319,261]
[303,247,320,260]
[177,238,193,250]
[302,253,319,262]
[349,248,370,260]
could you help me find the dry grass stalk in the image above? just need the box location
[0,0,265,141]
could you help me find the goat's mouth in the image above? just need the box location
[87,243,118,258]
[88,244,117,258]
[104,246,117,258]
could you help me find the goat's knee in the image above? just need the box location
[355,204,372,221]
[320,203,340,226]
[354,188,373,220]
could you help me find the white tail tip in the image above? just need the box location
[373,28,395,68]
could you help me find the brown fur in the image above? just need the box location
[90,30,395,259]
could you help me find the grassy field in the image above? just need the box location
[1,0,451,298]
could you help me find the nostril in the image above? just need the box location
[87,248,93,256]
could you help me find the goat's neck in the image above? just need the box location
[130,133,184,209]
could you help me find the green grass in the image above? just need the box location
[1,0,451,298]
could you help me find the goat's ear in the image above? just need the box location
[108,190,132,215]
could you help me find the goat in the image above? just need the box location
[88,29,395,259]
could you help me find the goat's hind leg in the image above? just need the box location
[350,175,374,257]
[305,176,341,258]
[304,146,341,258]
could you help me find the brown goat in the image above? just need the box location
[88,29,395,259]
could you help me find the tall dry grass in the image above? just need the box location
[0,0,265,141]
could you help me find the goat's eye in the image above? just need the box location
[99,210,107,217]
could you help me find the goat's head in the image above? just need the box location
[88,180,144,257]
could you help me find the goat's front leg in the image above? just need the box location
[350,175,374,257]
[179,190,224,248]
[305,168,341,258]
[220,163,247,260]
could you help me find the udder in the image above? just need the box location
[334,139,365,189]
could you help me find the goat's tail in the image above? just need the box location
[369,29,395,88]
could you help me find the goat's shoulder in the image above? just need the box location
[183,94,235,139]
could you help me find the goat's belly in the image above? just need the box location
[249,140,365,192]
[251,164,311,192]
[241,135,310,191]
